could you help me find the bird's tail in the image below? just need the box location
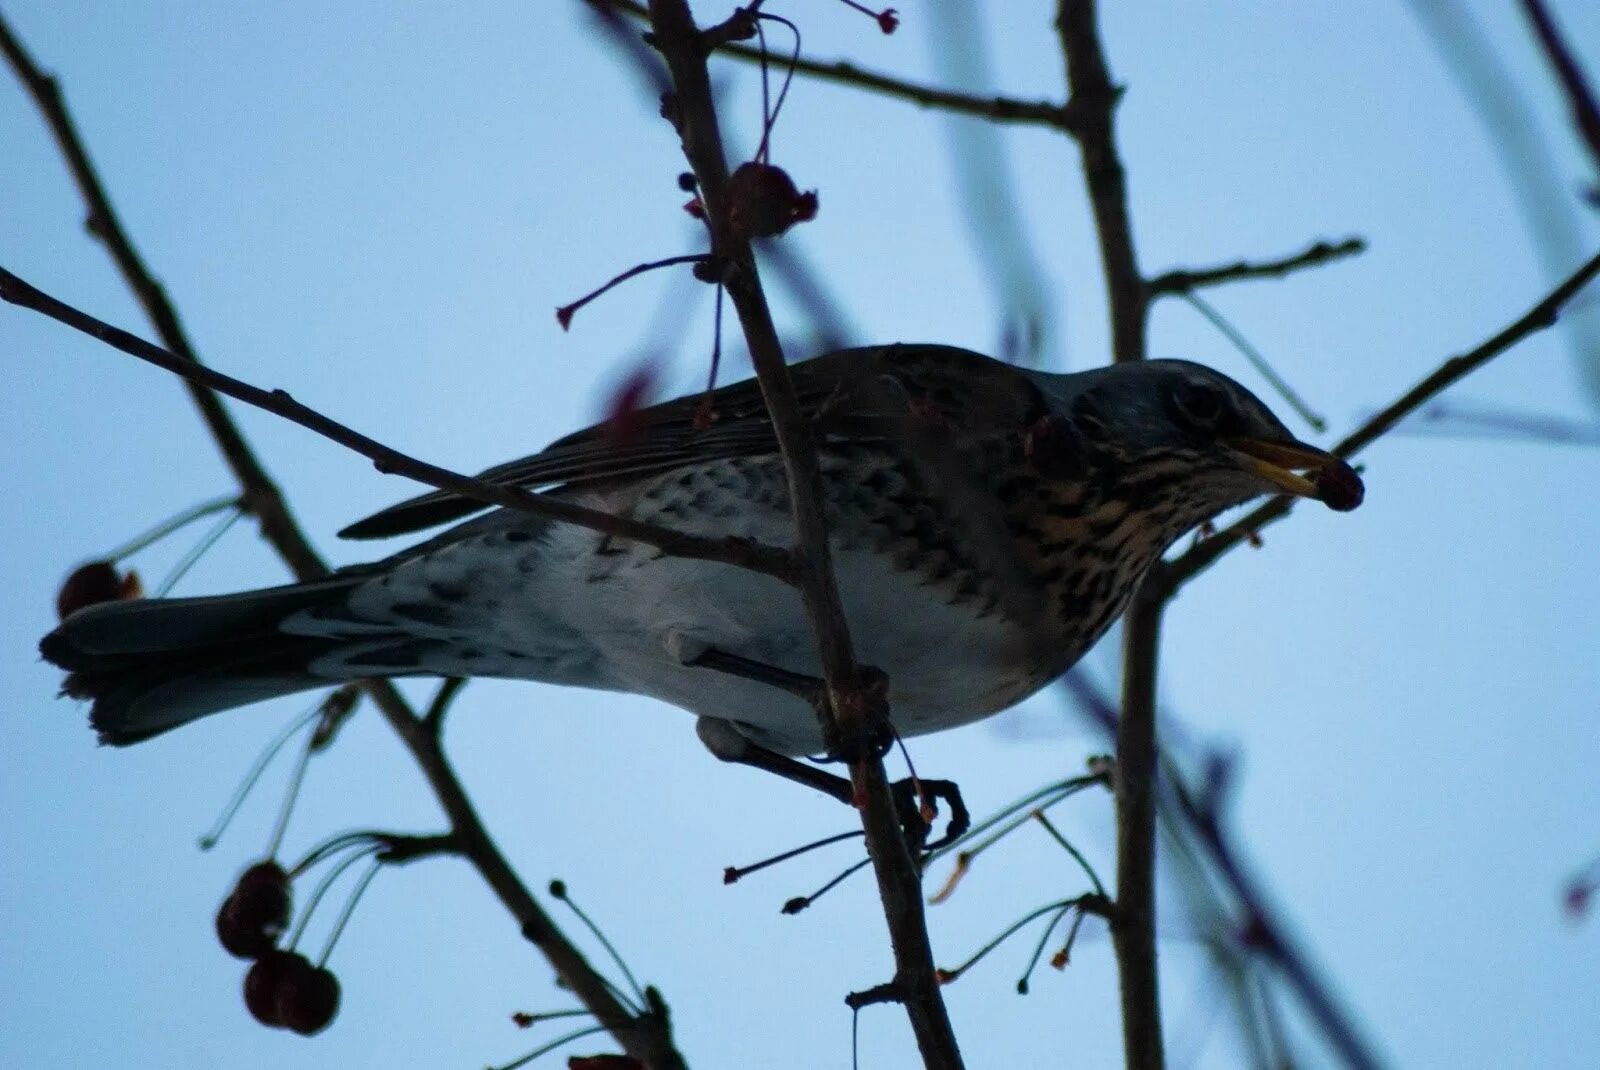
[40,575,368,746]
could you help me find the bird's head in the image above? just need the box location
[1033,359,1363,532]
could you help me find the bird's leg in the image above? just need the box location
[685,647,828,708]
[686,647,882,760]
[689,648,970,851]
[695,717,854,805]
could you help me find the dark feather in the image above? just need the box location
[339,344,1048,539]
[41,576,368,745]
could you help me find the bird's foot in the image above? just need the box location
[889,776,970,853]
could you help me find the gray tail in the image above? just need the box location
[40,576,366,746]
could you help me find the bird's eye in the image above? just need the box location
[1170,380,1227,429]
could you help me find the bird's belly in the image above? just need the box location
[577,543,1052,754]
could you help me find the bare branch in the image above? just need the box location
[1054,3,1163,1063]
[422,676,469,737]
[0,268,793,582]
[1517,0,1600,188]
[1155,247,1600,597]
[1113,589,1164,1069]
[594,0,1077,129]
[1147,237,1367,297]
[1179,292,1328,432]
[1055,0,1146,366]
[642,3,962,1065]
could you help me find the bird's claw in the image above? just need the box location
[891,777,969,853]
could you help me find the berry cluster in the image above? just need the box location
[215,860,340,1035]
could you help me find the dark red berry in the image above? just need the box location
[277,962,341,1036]
[231,861,292,939]
[56,561,142,620]
[725,162,818,239]
[216,895,276,959]
[244,950,303,1028]
[1314,459,1364,512]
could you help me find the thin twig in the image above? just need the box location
[422,676,469,738]
[1155,248,1600,597]
[595,0,1077,130]
[642,3,961,1066]
[0,267,794,583]
[1146,238,1367,297]
[1517,0,1600,184]
[377,691,688,1069]
[1179,291,1327,432]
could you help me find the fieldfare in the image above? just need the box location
[43,343,1360,798]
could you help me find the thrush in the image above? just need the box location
[42,344,1360,781]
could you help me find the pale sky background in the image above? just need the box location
[3,2,1599,1068]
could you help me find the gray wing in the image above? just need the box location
[339,344,1043,539]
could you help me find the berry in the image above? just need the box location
[725,162,817,239]
[1314,459,1364,512]
[243,950,302,1028]
[278,962,341,1035]
[232,861,292,936]
[56,561,141,620]
[216,895,276,959]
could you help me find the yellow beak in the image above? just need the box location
[1224,437,1364,511]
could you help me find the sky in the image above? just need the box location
[3,2,1599,1068]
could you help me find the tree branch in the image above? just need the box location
[1054,3,1163,1064]
[0,268,793,583]
[1154,247,1600,597]
[1146,237,1367,297]
[1055,0,1146,366]
[1517,0,1600,187]
[1,17,684,1066]
[594,0,1077,130]
[641,3,962,1066]
[1112,589,1165,1070]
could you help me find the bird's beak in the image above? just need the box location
[1224,437,1364,512]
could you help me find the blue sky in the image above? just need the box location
[3,2,1598,1067]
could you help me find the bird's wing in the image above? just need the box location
[339,344,1044,539]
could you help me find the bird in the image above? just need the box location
[42,343,1361,796]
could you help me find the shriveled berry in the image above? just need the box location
[1314,459,1364,512]
[277,962,341,1036]
[56,561,142,620]
[244,950,304,1028]
[216,894,276,959]
[725,162,818,239]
